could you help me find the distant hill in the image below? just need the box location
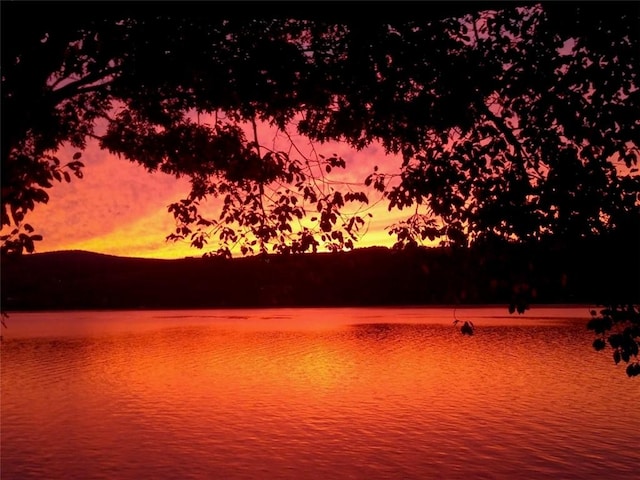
[1,241,638,311]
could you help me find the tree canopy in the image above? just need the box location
[1,1,638,373]
[3,1,638,253]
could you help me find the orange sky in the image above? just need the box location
[16,122,419,259]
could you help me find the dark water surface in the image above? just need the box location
[1,307,638,479]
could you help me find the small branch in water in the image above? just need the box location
[1,310,7,342]
[453,308,475,336]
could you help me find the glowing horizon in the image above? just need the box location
[10,125,426,260]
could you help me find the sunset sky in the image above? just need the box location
[20,121,412,259]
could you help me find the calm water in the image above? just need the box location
[1,307,638,479]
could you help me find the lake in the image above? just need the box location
[1,307,638,479]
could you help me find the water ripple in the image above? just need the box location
[2,307,638,479]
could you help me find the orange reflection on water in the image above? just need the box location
[2,308,639,479]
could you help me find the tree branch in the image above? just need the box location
[251,117,268,253]
[50,65,121,103]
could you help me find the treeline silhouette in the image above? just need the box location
[2,236,638,311]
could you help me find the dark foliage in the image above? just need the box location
[588,305,640,377]
[2,2,638,255]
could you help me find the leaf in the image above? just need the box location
[23,236,35,253]
[72,152,82,160]
[592,338,606,351]
[613,350,621,364]
[626,363,640,377]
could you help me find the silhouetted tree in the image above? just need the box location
[1,2,638,371]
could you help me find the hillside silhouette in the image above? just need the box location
[2,237,638,311]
